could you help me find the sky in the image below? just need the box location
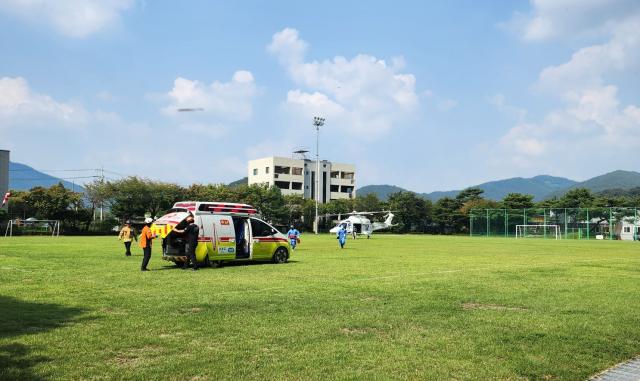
[1,0,639,192]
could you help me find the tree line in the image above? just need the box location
[3,177,640,235]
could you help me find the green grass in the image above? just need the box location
[1,235,639,380]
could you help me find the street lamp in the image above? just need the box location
[313,116,325,234]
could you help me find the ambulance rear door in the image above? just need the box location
[211,214,236,260]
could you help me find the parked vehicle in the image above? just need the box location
[151,201,290,267]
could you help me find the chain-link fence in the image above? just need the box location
[469,208,640,240]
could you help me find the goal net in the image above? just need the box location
[515,224,560,239]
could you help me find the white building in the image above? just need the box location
[248,156,356,203]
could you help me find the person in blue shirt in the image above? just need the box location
[287,225,300,250]
[337,225,347,249]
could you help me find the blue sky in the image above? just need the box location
[1,0,639,192]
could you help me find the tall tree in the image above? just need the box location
[557,188,595,208]
[386,192,432,233]
[502,193,535,210]
[456,187,484,203]
[433,197,462,234]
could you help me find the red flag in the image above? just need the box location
[2,192,10,207]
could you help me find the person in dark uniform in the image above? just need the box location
[173,214,199,271]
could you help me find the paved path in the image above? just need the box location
[590,357,640,381]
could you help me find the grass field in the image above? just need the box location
[1,234,639,380]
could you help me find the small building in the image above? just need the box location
[248,156,356,203]
[614,217,640,241]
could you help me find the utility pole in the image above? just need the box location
[313,116,325,234]
[99,166,105,221]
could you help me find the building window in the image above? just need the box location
[330,171,339,179]
[330,185,339,192]
[341,186,354,193]
[291,182,303,190]
[624,226,631,233]
[253,168,258,176]
[275,181,290,190]
[275,166,290,175]
[292,167,303,176]
[341,172,354,180]
[266,167,270,174]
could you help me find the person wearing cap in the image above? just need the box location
[139,217,157,271]
[172,213,199,271]
[118,220,137,257]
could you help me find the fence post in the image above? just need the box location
[609,207,613,240]
[586,209,590,240]
[504,209,508,237]
[486,209,489,237]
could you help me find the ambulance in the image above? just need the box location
[151,201,291,266]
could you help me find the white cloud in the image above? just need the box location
[162,71,259,121]
[495,2,640,174]
[500,123,546,157]
[268,28,420,138]
[505,0,639,41]
[267,27,308,65]
[0,0,135,38]
[537,16,640,94]
[0,76,88,128]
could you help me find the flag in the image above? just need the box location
[2,192,10,207]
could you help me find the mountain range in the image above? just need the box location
[358,171,640,201]
[9,162,86,192]
[9,160,640,202]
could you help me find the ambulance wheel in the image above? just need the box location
[203,255,211,268]
[273,247,288,264]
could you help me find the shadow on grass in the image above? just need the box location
[0,296,87,380]
[154,260,301,271]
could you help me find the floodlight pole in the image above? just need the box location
[313,116,325,234]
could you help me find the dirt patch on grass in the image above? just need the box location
[179,307,203,314]
[111,345,163,368]
[462,302,527,312]
[340,327,375,335]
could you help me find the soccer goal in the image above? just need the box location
[515,224,560,239]
[4,219,60,237]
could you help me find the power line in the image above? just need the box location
[11,176,101,181]
[9,168,98,172]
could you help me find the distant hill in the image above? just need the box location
[357,184,408,200]
[9,162,85,192]
[545,170,640,199]
[358,175,577,202]
[228,177,248,188]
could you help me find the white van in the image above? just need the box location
[151,201,291,266]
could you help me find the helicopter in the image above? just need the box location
[327,211,395,239]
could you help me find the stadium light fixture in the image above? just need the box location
[313,116,325,234]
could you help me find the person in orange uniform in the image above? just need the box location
[139,217,157,271]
